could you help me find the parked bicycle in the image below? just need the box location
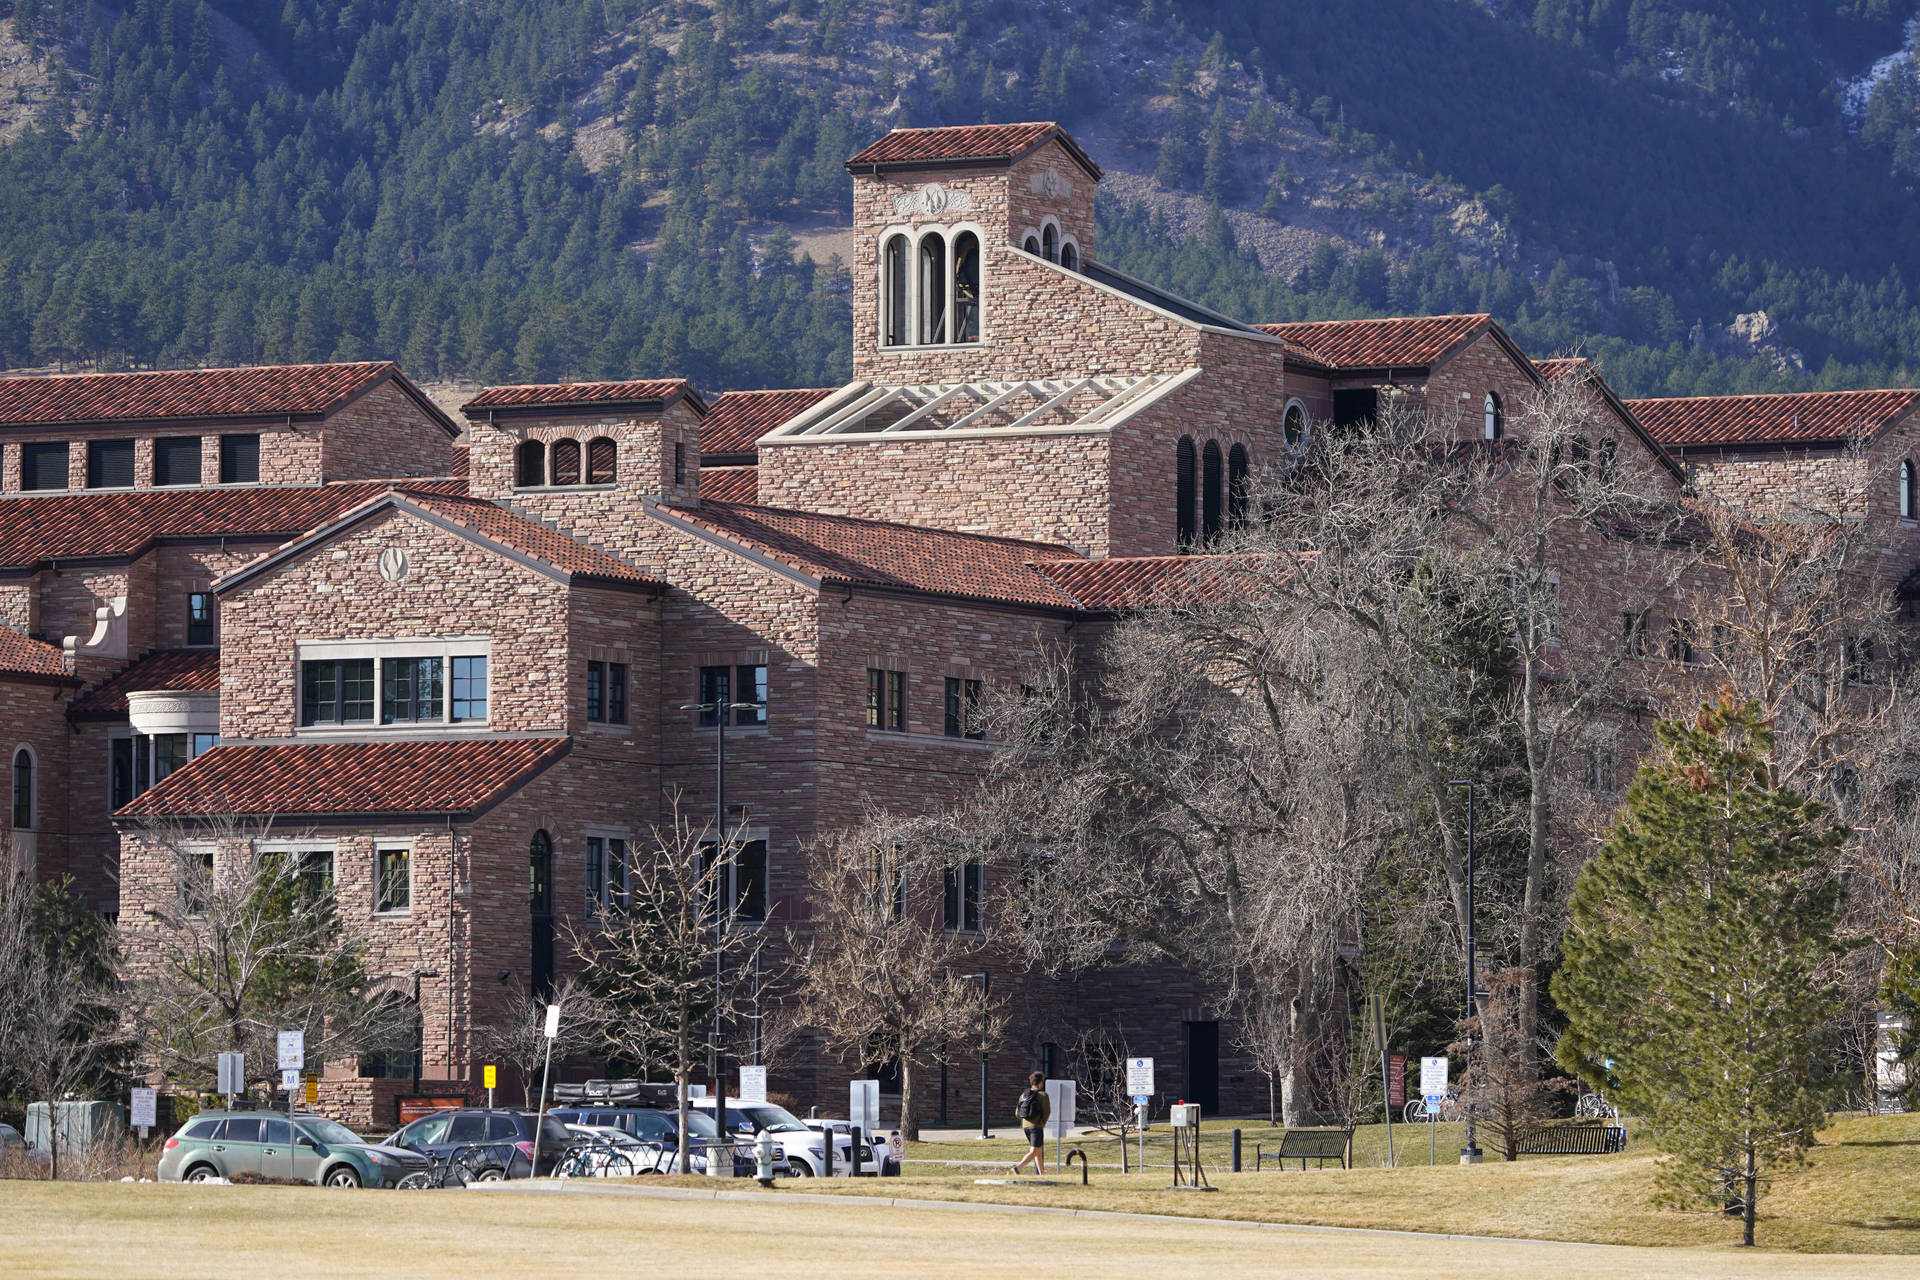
[1574,1091,1619,1120]
[395,1142,510,1190]
[1402,1089,1464,1125]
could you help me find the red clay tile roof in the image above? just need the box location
[72,648,220,716]
[396,491,662,589]
[1030,555,1255,610]
[0,478,468,571]
[847,122,1102,180]
[1626,389,1920,448]
[1258,315,1492,369]
[0,362,402,428]
[698,466,758,504]
[117,736,571,820]
[1533,357,1592,382]
[701,389,840,456]
[664,501,1087,608]
[0,625,69,681]
[462,380,701,414]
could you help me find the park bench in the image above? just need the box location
[1512,1122,1626,1156]
[1255,1127,1354,1170]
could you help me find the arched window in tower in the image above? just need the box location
[1059,242,1078,271]
[1284,401,1308,449]
[516,439,545,487]
[882,234,910,347]
[587,437,618,485]
[1041,223,1058,263]
[918,234,948,344]
[1483,392,1502,441]
[550,438,581,486]
[1176,437,1197,551]
[1903,460,1916,521]
[1201,440,1224,542]
[1023,234,1040,254]
[1227,444,1250,530]
[11,748,31,829]
[952,231,981,343]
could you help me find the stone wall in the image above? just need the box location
[319,380,460,481]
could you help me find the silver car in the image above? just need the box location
[157,1110,427,1187]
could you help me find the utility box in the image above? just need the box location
[1169,1103,1200,1128]
[25,1101,126,1158]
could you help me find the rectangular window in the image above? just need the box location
[87,438,135,489]
[673,441,686,486]
[586,836,629,914]
[376,846,411,913]
[1667,618,1696,666]
[190,732,219,758]
[152,435,201,486]
[20,441,68,491]
[187,593,215,646]
[218,433,260,484]
[450,656,488,722]
[943,862,984,931]
[152,733,189,783]
[944,677,983,738]
[296,849,335,900]
[867,668,906,731]
[301,658,375,726]
[701,838,768,923]
[587,662,605,722]
[698,665,729,726]
[586,837,603,913]
[697,665,764,726]
[1621,611,1647,658]
[382,656,445,724]
[110,737,135,810]
[609,663,628,725]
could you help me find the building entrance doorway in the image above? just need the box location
[1184,1020,1220,1115]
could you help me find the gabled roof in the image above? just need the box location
[0,361,457,436]
[701,389,840,457]
[846,122,1102,181]
[215,489,663,595]
[71,647,220,717]
[1531,357,1686,482]
[1259,314,1497,371]
[760,373,1202,442]
[1533,357,1591,383]
[698,466,757,504]
[655,500,1088,609]
[1030,555,1254,610]
[1626,389,1920,449]
[0,625,70,682]
[116,737,571,821]
[462,379,706,416]
[0,477,468,572]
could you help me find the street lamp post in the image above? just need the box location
[681,697,760,1173]
[1447,778,1484,1165]
[960,971,992,1138]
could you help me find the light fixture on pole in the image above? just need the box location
[960,971,992,1139]
[681,697,761,1174]
[1447,778,1484,1165]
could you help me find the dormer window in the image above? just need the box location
[516,440,545,487]
[1483,392,1502,441]
[880,228,983,348]
[550,438,581,486]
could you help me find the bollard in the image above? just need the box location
[822,1129,834,1178]
[1231,1128,1242,1173]
[851,1126,865,1177]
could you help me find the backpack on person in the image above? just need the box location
[1016,1089,1039,1122]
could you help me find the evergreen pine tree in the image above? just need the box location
[1554,697,1845,1247]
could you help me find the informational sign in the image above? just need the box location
[280,1068,301,1092]
[738,1066,768,1104]
[543,1004,562,1039]
[849,1079,880,1133]
[482,1064,497,1091]
[1388,1054,1406,1108]
[304,1076,319,1106]
[1420,1055,1449,1103]
[1045,1079,1076,1141]
[1366,992,1387,1051]
[276,1030,305,1071]
[216,1052,244,1097]
[129,1087,157,1131]
[1126,1056,1154,1102]
[888,1130,904,1163]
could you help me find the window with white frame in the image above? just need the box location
[585,834,629,915]
[943,860,983,931]
[297,640,490,731]
[110,731,218,809]
[879,227,983,348]
[376,845,412,914]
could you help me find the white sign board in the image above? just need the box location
[216,1052,245,1097]
[129,1087,157,1130]
[1420,1055,1449,1102]
[888,1130,904,1162]
[280,1068,301,1092]
[1126,1056,1154,1100]
[849,1079,880,1134]
[738,1066,767,1104]
[276,1030,305,1071]
[543,1004,562,1039]
[1045,1079,1076,1140]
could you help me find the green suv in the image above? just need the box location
[157,1110,428,1188]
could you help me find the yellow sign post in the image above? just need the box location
[303,1076,318,1106]
[483,1064,496,1109]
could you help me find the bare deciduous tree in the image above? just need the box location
[471,976,604,1106]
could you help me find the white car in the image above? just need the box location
[692,1100,878,1177]
[804,1117,902,1176]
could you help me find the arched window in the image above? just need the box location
[11,748,30,829]
[917,234,948,344]
[1903,460,1916,521]
[587,437,618,485]
[1041,223,1058,263]
[1227,444,1250,529]
[550,439,581,486]
[1023,234,1040,254]
[952,231,980,344]
[1175,437,1197,551]
[882,234,910,348]
[1201,440,1224,543]
[1059,242,1078,271]
[1283,401,1308,450]
[1483,392,1502,441]
[515,439,545,487]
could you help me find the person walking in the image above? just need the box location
[1011,1071,1050,1175]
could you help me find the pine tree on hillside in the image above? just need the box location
[1553,696,1845,1247]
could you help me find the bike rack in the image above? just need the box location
[1065,1148,1088,1186]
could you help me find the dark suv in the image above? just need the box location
[385,1109,574,1179]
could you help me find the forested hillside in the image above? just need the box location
[1,0,1918,397]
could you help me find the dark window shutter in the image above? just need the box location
[153,436,201,486]
[219,434,259,484]
[88,439,135,489]
[21,442,69,490]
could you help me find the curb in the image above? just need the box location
[473,1180,1609,1249]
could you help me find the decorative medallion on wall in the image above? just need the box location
[1028,168,1073,201]
[893,182,973,219]
[377,547,410,582]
